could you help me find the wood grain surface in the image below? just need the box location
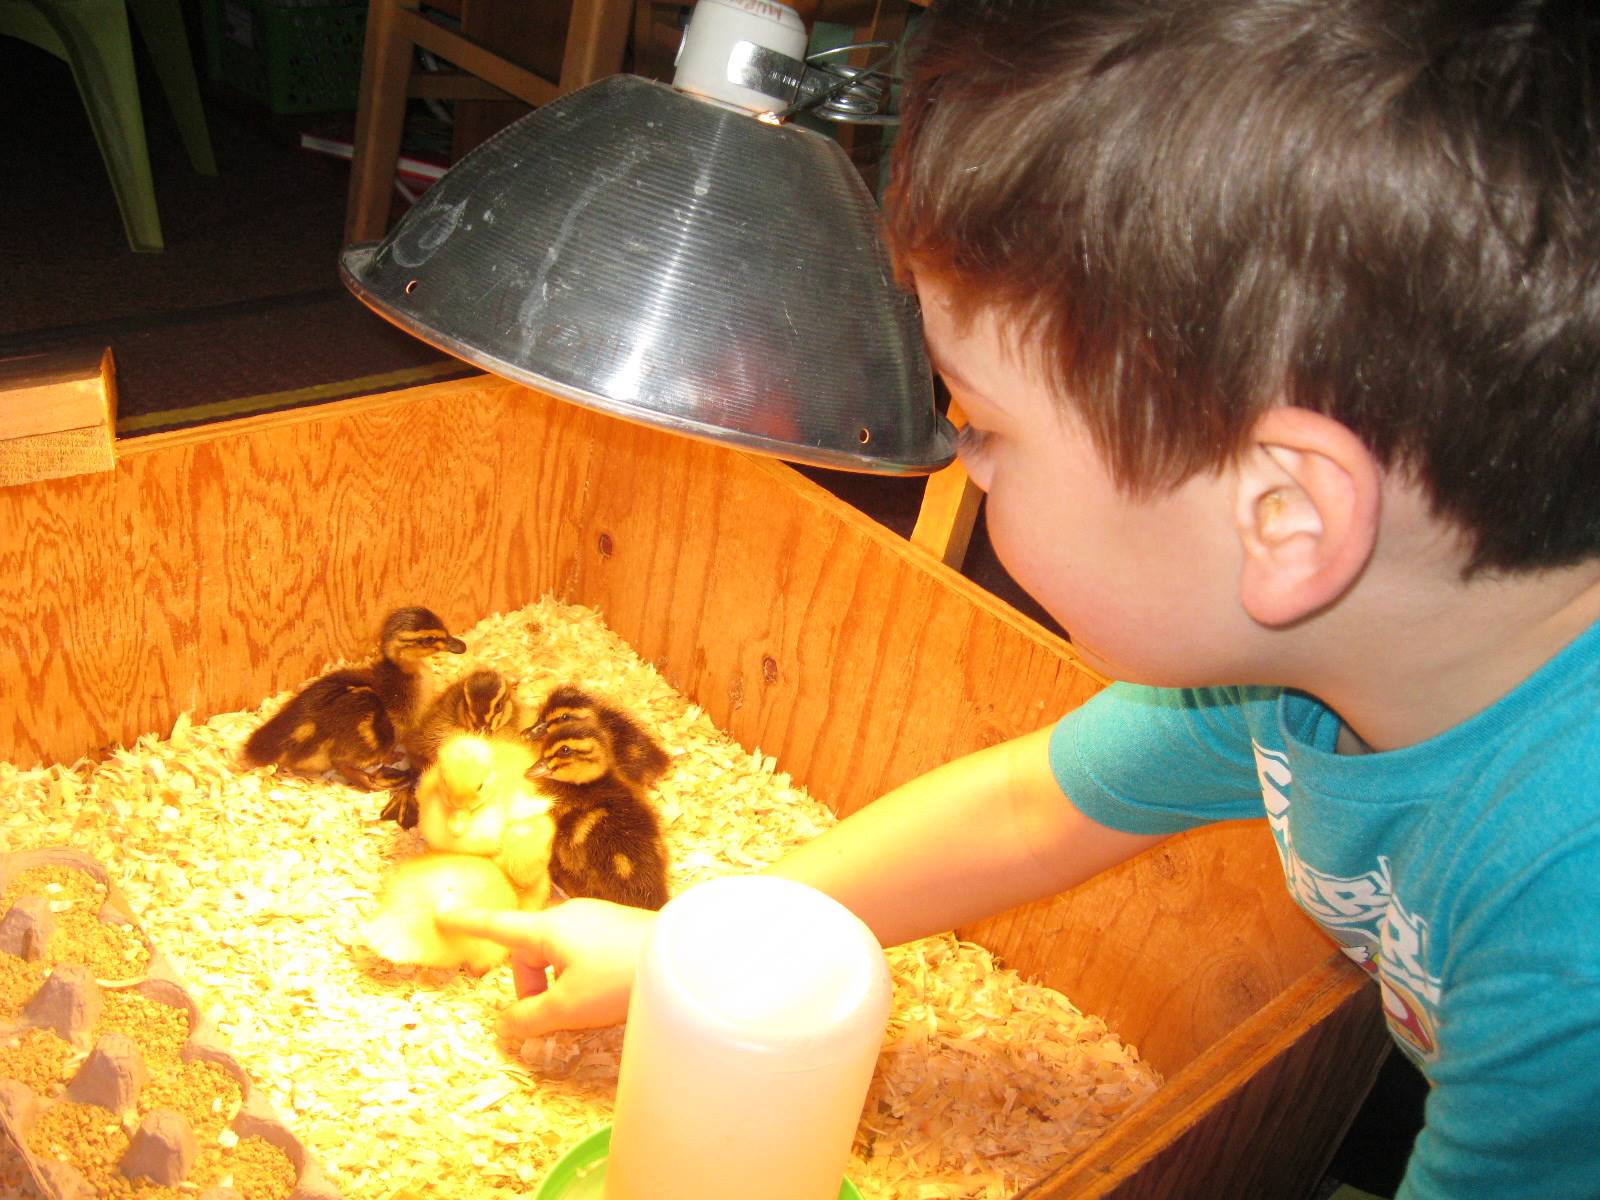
[1024,954,1389,1199]
[0,374,1100,800]
[966,817,1336,1078]
[0,374,1385,1195]
[2,377,549,764]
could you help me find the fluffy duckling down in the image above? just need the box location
[415,733,556,910]
[354,853,519,976]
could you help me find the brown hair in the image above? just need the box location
[885,0,1600,574]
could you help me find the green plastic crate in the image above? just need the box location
[205,0,368,114]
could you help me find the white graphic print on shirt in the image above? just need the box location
[1253,741,1442,1063]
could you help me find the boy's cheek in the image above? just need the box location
[979,506,1046,598]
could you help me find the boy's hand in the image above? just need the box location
[435,899,655,1040]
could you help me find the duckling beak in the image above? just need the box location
[526,719,549,739]
[525,761,551,780]
[443,637,467,654]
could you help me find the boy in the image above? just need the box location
[442,1,1600,1194]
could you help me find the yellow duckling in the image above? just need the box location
[382,667,522,827]
[415,733,556,911]
[355,853,519,976]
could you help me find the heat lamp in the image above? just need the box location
[339,0,954,474]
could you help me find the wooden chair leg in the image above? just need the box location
[6,0,165,251]
[345,0,415,244]
[450,0,570,160]
[560,0,633,90]
[910,400,982,570]
[631,0,660,77]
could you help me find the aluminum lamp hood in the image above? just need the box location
[339,4,954,474]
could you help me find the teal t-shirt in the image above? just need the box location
[1049,621,1600,1199]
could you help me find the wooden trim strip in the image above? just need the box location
[113,362,470,435]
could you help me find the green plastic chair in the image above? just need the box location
[0,0,217,252]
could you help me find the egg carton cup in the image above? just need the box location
[0,847,340,1200]
[0,847,156,989]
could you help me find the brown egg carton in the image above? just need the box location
[0,847,339,1200]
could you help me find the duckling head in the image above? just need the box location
[380,607,468,671]
[457,668,520,732]
[435,733,496,806]
[526,720,613,786]
[526,684,599,739]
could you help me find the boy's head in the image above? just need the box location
[885,0,1600,576]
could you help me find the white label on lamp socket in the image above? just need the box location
[673,0,808,114]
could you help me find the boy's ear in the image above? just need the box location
[1234,407,1381,627]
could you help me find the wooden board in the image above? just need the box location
[0,376,1097,802]
[0,346,117,488]
[0,374,1384,1198]
[0,347,116,443]
[1033,956,1387,1198]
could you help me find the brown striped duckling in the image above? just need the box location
[526,685,670,790]
[526,716,669,911]
[243,606,467,790]
[382,668,522,827]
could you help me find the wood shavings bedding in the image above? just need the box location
[0,598,1160,1200]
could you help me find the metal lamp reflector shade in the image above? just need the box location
[339,74,955,474]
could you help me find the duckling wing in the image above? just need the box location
[547,793,669,910]
[587,801,669,910]
[496,793,555,894]
[599,708,670,786]
[244,670,391,768]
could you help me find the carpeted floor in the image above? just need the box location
[1,34,465,430]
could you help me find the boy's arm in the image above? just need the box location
[438,724,1164,1038]
[765,725,1167,948]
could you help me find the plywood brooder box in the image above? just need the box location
[0,375,1389,1198]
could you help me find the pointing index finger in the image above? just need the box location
[434,906,545,952]
[435,906,556,1003]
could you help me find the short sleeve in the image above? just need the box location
[1048,682,1270,835]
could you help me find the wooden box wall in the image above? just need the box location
[0,377,1387,1197]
